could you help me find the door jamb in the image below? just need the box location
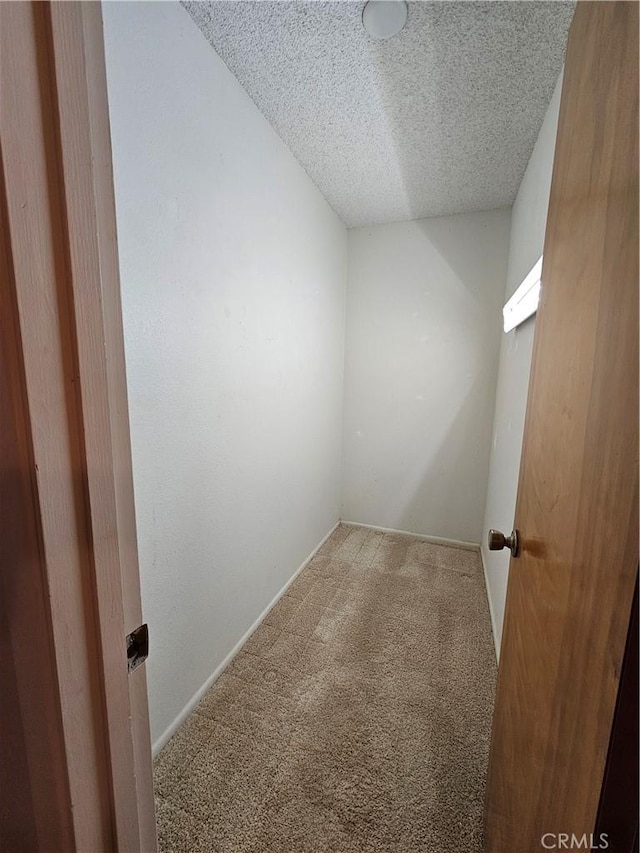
[0,2,156,848]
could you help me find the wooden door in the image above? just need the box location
[0,2,156,849]
[484,3,638,851]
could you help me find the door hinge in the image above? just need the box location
[126,623,149,673]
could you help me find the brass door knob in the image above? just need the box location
[488,528,519,557]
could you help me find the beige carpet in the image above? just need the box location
[154,524,497,853]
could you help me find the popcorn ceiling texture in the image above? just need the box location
[183,1,574,227]
[154,524,496,852]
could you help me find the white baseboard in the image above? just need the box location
[479,546,500,661]
[152,520,340,756]
[340,520,480,552]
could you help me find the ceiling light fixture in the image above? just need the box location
[362,0,408,41]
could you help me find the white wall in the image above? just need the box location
[102,1,347,746]
[342,210,511,544]
[481,72,564,656]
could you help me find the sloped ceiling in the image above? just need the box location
[184,1,574,227]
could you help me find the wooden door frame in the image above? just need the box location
[1,2,156,849]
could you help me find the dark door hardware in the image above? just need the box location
[126,623,149,673]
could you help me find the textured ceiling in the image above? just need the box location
[184,1,574,227]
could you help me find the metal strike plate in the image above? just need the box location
[126,623,149,673]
